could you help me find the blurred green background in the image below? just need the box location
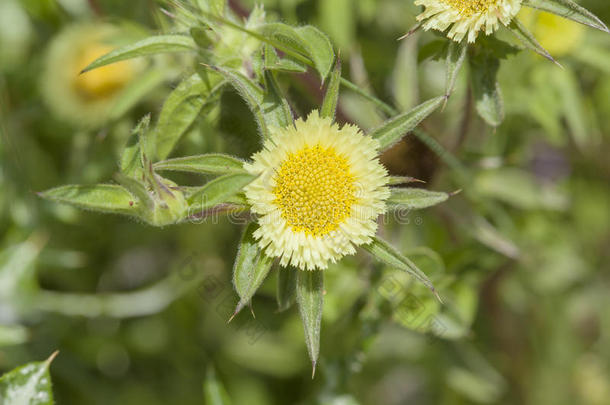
[1,0,609,404]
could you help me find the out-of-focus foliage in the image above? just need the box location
[1,1,609,405]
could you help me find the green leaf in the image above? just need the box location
[387,188,450,210]
[393,37,419,111]
[187,173,256,211]
[362,237,439,300]
[207,65,292,139]
[153,73,225,161]
[39,184,139,217]
[120,115,150,178]
[114,174,155,212]
[469,53,504,127]
[81,35,196,73]
[0,351,57,405]
[264,45,308,73]
[418,39,447,63]
[0,325,29,347]
[445,41,468,98]
[553,67,588,150]
[319,0,354,51]
[0,236,45,321]
[471,215,520,259]
[260,23,335,80]
[296,270,324,377]
[154,154,247,176]
[109,68,165,120]
[203,366,231,405]
[320,60,342,120]
[507,19,556,64]
[232,223,274,316]
[262,70,293,130]
[190,26,212,48]
[206,66,268,137]
[522,0,609,32]
[276,266,297,312]
[371,96,446,151]
[388,176,425,185]
[294,25,335,81]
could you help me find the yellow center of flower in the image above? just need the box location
[73,44,134,100]
[273,144,356,236]
[443,0,498,16]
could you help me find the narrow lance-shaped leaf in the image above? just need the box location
[120,115,150,178]
[388,176,425,185]
[0,351,58,405]
[522,0,609,32]
[39,184,140,217]
[471,215,521,259]
[445,41,468,98]
[231,223,274,318]
[262,70,293,130]
[362,237,441,302]
[81,35,196,73]
[154,154,247,175]
[0,235,45,319]
[387,188,450,210]
[507,19,557,65]
[187,173,256,212]
[469,53,504,127]
[371,96,446,151]
[393,37,419,111]
[203,366,232,405]
[154,73,225,161]
[120,128,142,177]
[276,266,297,311]
[296,270,324,377]
[320,59,342,121]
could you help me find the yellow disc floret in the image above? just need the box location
[273,145,356,236]
[442,0,499,17]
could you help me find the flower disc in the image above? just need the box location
[244,111,390,270]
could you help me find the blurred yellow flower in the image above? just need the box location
[73,44,134,100]
[519,8,586,56]
[41,24,139,128]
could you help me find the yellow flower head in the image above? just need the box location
[244,111,390,270]
[41,24,138,128]
[415,0,522,43]
[73,44,134,100]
